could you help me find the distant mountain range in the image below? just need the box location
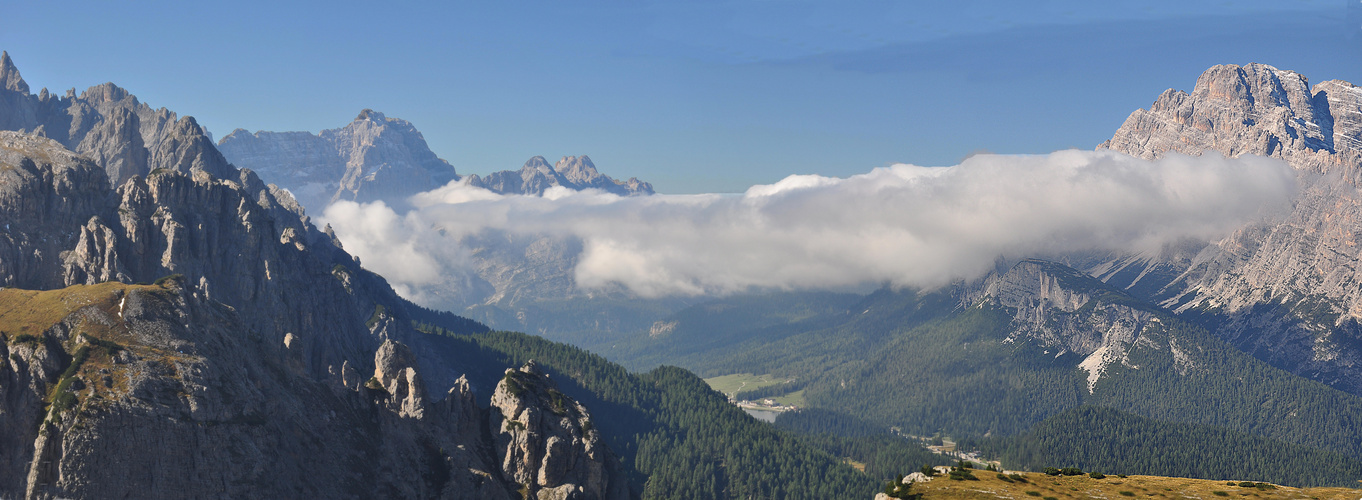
[217,112,652,212]
[215,107,664,334]
[464,154,654,198]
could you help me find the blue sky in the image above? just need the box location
[3,1,1359,193]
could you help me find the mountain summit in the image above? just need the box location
[218,109,459,212]
[0,51,27,93]
[1102,62,1360,170]
[1097,63,1362,393]
[0,54,233,187]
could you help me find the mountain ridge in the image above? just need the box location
[0,53,637,499]
[217,112,654,216]
[1094,62,1362,394]
[462,154,654,197]
[0,54,234,188]
[598,256,1362,478]
[217,109,459,212]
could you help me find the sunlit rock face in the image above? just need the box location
[1096,63,1362,393]
[489,361,631,500]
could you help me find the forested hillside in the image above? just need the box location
[420,324,935,499]
[970,406,1362,487]
[594,260,1362,487]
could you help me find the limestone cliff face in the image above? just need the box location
[489,361,629,500]
[1102,63,1353,170]
[0,51,28,94]
[972,260,1185,394]
[0,52,234,187]
[217,109,459,212]
[1097,63,1362,392]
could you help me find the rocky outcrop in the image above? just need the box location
[972,260,1180,393]
[0,51,28,93]
[373,339,428,419]
[489,361,629,500]
[1097,63,1362,393]
[217,109,459,212]
[464,155,653,197]
[0,53,233,187]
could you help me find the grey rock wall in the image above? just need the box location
[489,361,630,500]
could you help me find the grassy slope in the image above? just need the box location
[910,470,1359,500]
[0,280,186,422]
[0,281,146,341]
[703,373,793,398]
[423,328,887,499]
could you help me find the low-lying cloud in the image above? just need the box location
[320,150,1296,305]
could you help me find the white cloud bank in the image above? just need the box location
[321,150,1297,302]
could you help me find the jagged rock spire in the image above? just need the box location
[355,108,385,121]
[0,51,30,94]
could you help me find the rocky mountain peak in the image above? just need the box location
[1193,63,1312,111]
[79,82,135,106]
[218,109,458,212]
[1101,62,1354,174]
[1098,64,1362,395]
[355,108,385,122]
[524,155,555,175]
[0,51,28,93]
[462,154,654,198]
[554,155,600,184]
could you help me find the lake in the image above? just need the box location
[743,408,780,423]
